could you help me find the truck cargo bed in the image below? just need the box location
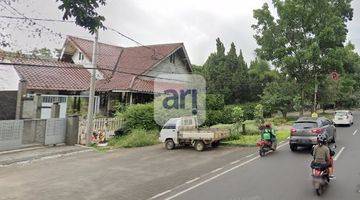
[179,129,229,140]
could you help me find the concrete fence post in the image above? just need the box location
[15,79,27,119]
[33,94,42,119]
[66,115,79,145]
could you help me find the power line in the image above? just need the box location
[0,15,75,23]
[0,1,64,38]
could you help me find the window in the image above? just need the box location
[163,124,176,129]
[170,54,175,64]
[78,52,84,61]
[163,119,179,129]
[293,122,317,129]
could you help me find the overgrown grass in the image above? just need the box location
[94,129,160,152]
[223,130,290,146]
[109,129,159,148]
[212,117,291,146]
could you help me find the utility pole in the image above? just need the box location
[313,73,318,113]
[85,29,99,144]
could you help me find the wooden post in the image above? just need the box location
[129,92,133,105]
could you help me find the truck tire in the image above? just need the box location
[194,141,205,151]
[211,141,220,148]
[165,139,175,150]
[290,144,297,152]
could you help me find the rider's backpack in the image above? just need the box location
[262,130,271,140]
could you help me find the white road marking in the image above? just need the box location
[149,190,172,199]
[353,129,358,136]
[246,153,254,158]
[164,142,288,200]
[185,177,200,184]
[230,160,240,165]
[210,167,223,173]
[334,147,345,161]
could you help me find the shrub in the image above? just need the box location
[122,103,159,130]
[204,109,223,126]
[270,116,288,126]
[254,104,265,126]
[241,103,256,120]
[222,105,235,124]
[206,94,225,110]
[232,106,245,133]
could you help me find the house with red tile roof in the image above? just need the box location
[0,36,192,118]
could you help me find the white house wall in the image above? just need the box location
[146,52,189,77]
[72,50,104,80]
[0,64,20,91]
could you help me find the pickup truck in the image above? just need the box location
[159,116,229,151]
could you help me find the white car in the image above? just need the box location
[333,110,353,126]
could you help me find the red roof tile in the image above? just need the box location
[10,58,91,91]
[67,36,185,92]
[7,36,189,93]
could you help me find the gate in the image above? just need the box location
[0,120,24,150]
[45,118,66,145]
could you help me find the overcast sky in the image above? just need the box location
[1,0,359,65]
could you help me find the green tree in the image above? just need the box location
[247,58,279,101]
[30,48,53,59]
[252,0,354,114]
[57,0,107,33]
[202,39,250,104]
[261,79,297,119]
[203,38,233,103]
[232,106,245,133]
[254,104,265,126]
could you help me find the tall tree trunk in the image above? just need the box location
[300,88,305,117]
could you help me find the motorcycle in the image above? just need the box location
[256,139,277,157]
[311,145,336,196]
[311,164,330,196]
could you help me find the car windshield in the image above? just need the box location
[335,112,347,116]
[293,122,318,129]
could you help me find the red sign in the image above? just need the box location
[331,71,339,81]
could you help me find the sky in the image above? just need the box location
[1,0,359,65]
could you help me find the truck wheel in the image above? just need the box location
[290,144,297,152]
[194,141,205,151]
[165,139,175,150]
[211,141,220,148]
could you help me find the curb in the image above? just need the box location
[0,148,93,167]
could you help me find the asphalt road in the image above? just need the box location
[155,113,360,200]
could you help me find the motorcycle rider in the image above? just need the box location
[260,123,276,148]
[311,134,335,179]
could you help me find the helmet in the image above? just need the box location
[317,134,327,144]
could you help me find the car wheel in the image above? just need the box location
[194,141,205,151]
[165,139,175,150]
[290,144,297,152]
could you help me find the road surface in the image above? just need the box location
[154,113,360,200]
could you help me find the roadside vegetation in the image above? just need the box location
[108,129,159,148]
[97,0,357,151]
